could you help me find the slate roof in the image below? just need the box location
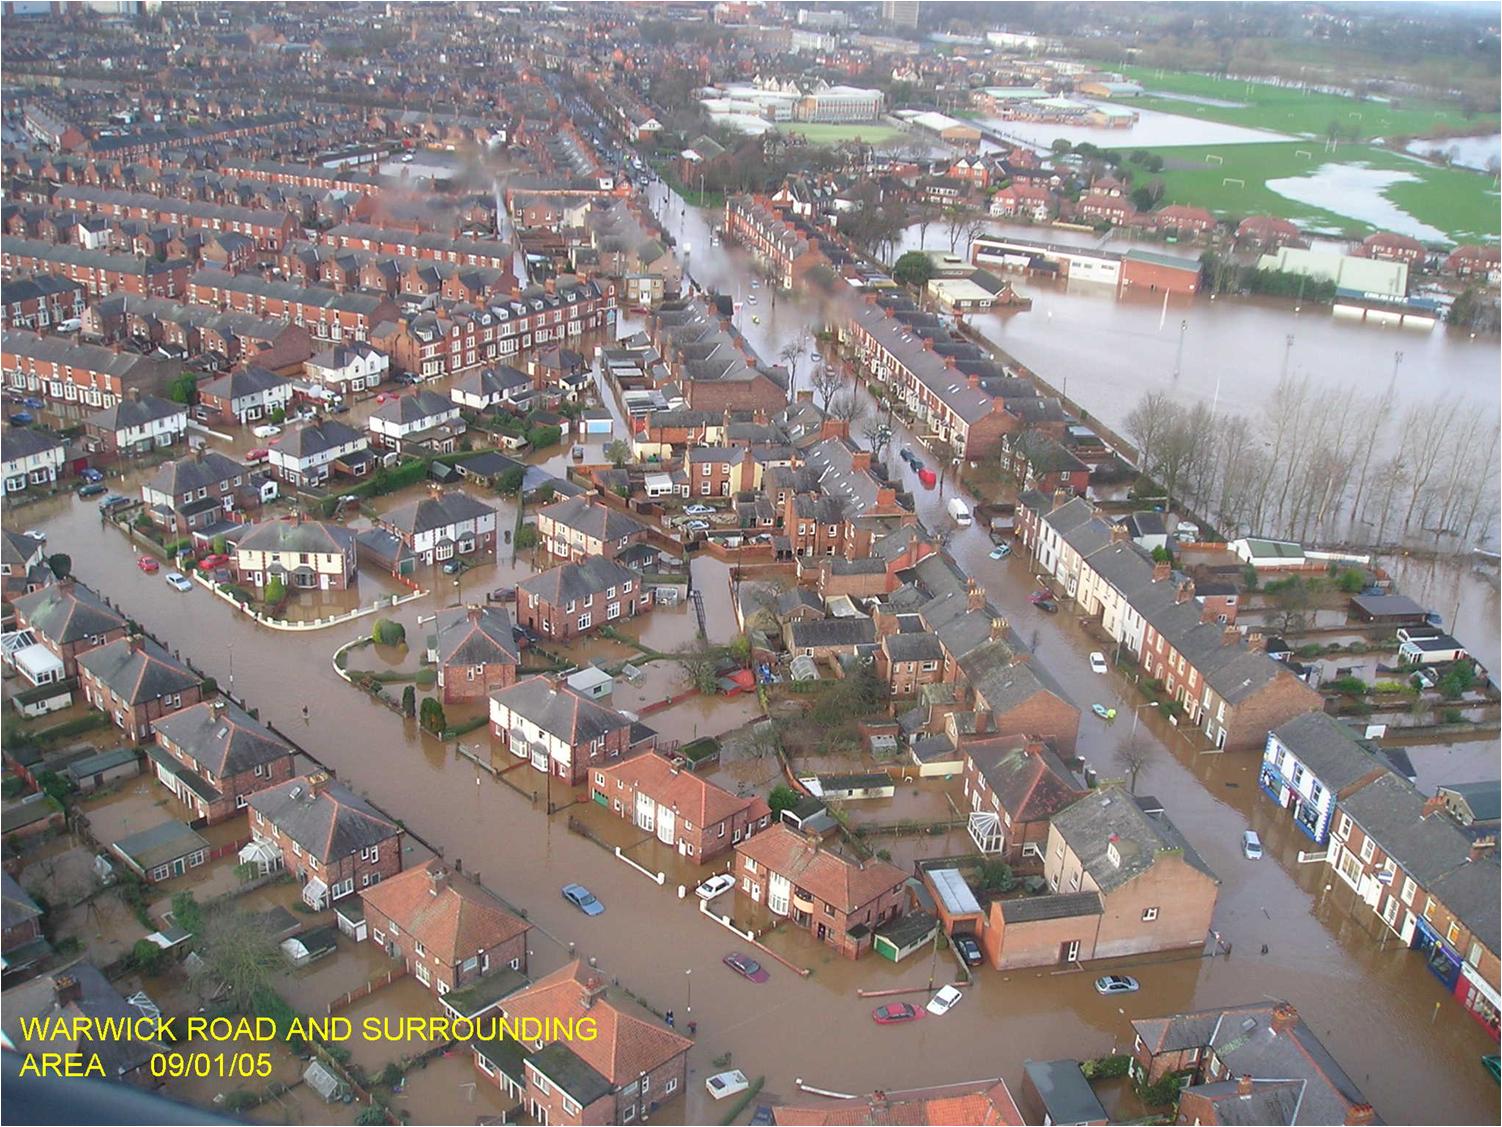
[200,365,286,403]
[433,605,518,668]
[86,393,184,433]
[248,775,400,864]
[965,738,1083,823]
[1270,712,1388,793]
[152,699,294,778]
[1,962,160,1078]
[518,556,639,607]
[14,580,127,644]
[371,389,457,425]
[1436,781,1501,824]
[143,450,246,500]
[883,632,945,663]
[1339,773,1472,886]
[998,891,1103,923]
[538,496,647,543]
[114,820,208,869]
[1426,855,1500,955]
[789,617,876,650]
[2,426,63,460]
[237,517,355,557]
[1131,1003,1372,1126]
[77,637,200,704]
[1,869,42,933]
[381,491,496,538]
[594,752,769,830]
[489,676,635,746]
[275,418,365,459]
[735,824,906,913]
[1051,787,1217,892]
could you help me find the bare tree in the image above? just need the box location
[1115,740,1149,794]
[829,390,863,423]
[1124,391,1175,472]
[861,415,894,463]
[810,362,844,413]
[778,339,808,390]
[913,204,939,251]
[943,204,978,253]
[191,909,283,1013]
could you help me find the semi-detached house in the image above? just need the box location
[2,428,65,493]
[535,496,649,563]
[368,389,465,453]
[377,490,498,566]
[84,390,187,455]
[489,674,657,786]
[517,556,653,641]
[265,418,372,486]
[590,752,772,863]
[140,449,259,535]
[196,365,293,427]
[234,516,358,591]
[149,699,296,825]
[77,635,205,744]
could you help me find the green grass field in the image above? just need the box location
[776,122,908,145]
[1112,64,1498,141]
[1143,141,1500,242]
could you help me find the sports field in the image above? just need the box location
[777,122,907,145]
[1145,141,1500,243]
[1112,64,1498,141]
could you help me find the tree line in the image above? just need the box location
[1124,376,1499,552]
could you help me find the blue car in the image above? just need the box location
[21,397,43,410]
[562,883,604,916]
[9,412,33,425]
[79,467,104,483]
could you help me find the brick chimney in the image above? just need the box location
[306,771,331,798]
[972,710,992,734]
[427,865,449,897]
[870,1091,889,1115]
[1246,631,1265,653]
[53,973,83,1008]
[1110,523,1129,544]
[966,578,985,612]
[1050,489,1071,512]
[1422,794,1447,818]
[1270,1002,1298,1033]
[1470,840,1494,861]
[1176,578,1196,605]
[1152,560,1171,583]
[1222,623,1240,646]
[1345,1105,1376,1126]
[1236,1074,1254,1098]
[849,448,871,473]
[990,616,1008,641]
[582,974,607,1009]
[128,632,145,654]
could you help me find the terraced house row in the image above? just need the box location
[48,186,301,252]
[0,238,192,299]
[1,330,177,410]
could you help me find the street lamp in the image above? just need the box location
[1172,319,1187,380]
[1130,701,1161,743]
[685,968,692,1015]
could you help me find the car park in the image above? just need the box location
[696,874,735,899]
[562,883,604,915]
[926,985,963,1016]
[1090,652,1109,674]
[722,952,770,983]
[1094,974,1139,995]
[164,571,193,592]
[1242,830,1263,860]
[706,1071,750,1100]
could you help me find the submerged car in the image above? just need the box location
[926,985,963,1016]
[1090,652,1109,674]
[989,543,1012,560]
[954,935,984,966]
[706,1071,750,1100]
[78,481,107,497]
[1242,830,1264,860]
[1095,974,1139,996]
[164,571,193,592]
[722,952,770,983]
[696,874,735,900]
[872,1002,924,1025]
[136,556,160,574]
[561,883,604,915]
[251,424,281,438]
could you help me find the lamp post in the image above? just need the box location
[685,968,692,1015]
[1172,319,1187,380]
[1130,700,1161,743]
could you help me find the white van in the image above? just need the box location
[56,318,82,333]
[947,497,973,527]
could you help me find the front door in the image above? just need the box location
[1061,939,1080,964]
[172,857,187,876]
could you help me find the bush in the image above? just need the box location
[526,424,562,450]
[1336,569,1366,594]
[514,526,539,550]
[419,697,447,734]
[372,619,406,647]
[131,938,168,975]
[496,466,525,496]
[1438,664,1477,700]
[264,575,286,604]
[171,891,204,935]
[768,784,800,814]
[401,685,416,718]
[1327,676,1369,696]
[1081,1055,1132,1080]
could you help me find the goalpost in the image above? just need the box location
[1222,178,1245,188]
[1205,153,1224,165]
[1295,149,1312,159]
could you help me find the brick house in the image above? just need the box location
[78,636,205,744]
[265,418,373,487]
[196,365,294,427]
[244,772,404,908]
[1327,773,1499,1039]
[429,605,519,704]
[590,753,773,863]
[956,636,1082,755]
[84,391,188,455]
[735,824,909,958]
[1002,431,1089,496]
[11,579,129,677]
[535,496,650,564]
[1131,1003,1375,1124]
[981,787,1218,970]
[140,449,261,536]
[1359,231,1427,266]
[471,961,692,1125]
[1152,204,1218,238]
[489,675,657,786]
[1258,712,1392,846]
[877,631,946,698]
[362,860,531,1000]
[234,516,358,592]
[517,557,653,642]
[960,736,1086,865]
[377,490,498,567]
[149,699,297,824]
[1,274,86,330]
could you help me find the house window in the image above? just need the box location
[1470,941,1485,967]
[666,1077,678,1094]
[578,613,592,630]
[1141,907,1158,922]
[361,845,379,863]
[563,1098,580,1116]
[1401,877,1417,905]
[1359,837,1375,863]
[1447,922,1461,945]
[1336,814,1352,840]
[415,940,427,957]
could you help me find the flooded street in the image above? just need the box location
[21,365,1498,1126]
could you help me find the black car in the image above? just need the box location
[954,935,983,966]
[900,447,921,469]
[77,481,107,497]
[1034,599,1058,614]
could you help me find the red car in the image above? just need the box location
[136,556,160,573]
[722,952,770,983]
[872,1002,924,1025]
[245,448,269,463]
[198,554,230,570]
[917,467,937,488]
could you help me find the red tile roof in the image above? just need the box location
[735,824,907,913]
[500,960,691,1086]
[360,860,528,965]
[594,752,769,829]
[773,1081,1023,1125]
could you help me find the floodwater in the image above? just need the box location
[978,104,1295,152]
[1405,133,1502,173]
[9,187,1498,1125]
[1266,162,1453,243]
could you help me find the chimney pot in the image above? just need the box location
[1152,560,1171,582]
[1236,1074,1254,1098]
[428,864,449,896]
[1422,794,1447,818]
[1110,523,1128,544]
[53,973,83,1008]
[1271,1002,1298,1032]
[1345,1104,1376,1126]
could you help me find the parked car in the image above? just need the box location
[926,984,963,1016]
[136,556,160,574]
[722,952,770,983]
[900,447,921,469]
[22,530,45,543]
[561,883,604,915]
[79,467,104,483]
[1028,589,1052,604]
[164,571,192,592]
[749,1106,774,1126]
[706,1071,750,1100]
[746,294,757,305]
[684,504,715,516]
[1034,599,1058,614]
[1095,974,1140,995]
[1089,652,1109,674]
[98,494,130,514]
[441,559,463,574]
[252,424,281,438]
[1242,830,1263,860]
[77,481,107,497]
[954,935,983,966]
[1413,669,1438,690]
[198,554,230,571]
[21,396,43,410]
[989,543,1012,560]
[330,402,351,414]
[696,874,735,900]
[872,1002,924,1025]
[245,448,270,463]
[681,519,710,532]
[488,587,516,604]
[917,467,937,488]
[9,411,33,425]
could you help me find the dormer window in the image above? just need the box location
[1106,840,1121,867]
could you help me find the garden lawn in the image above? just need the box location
[1107,64,1498,141]
[1143,141,1500,242]
[777,122,908,145]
